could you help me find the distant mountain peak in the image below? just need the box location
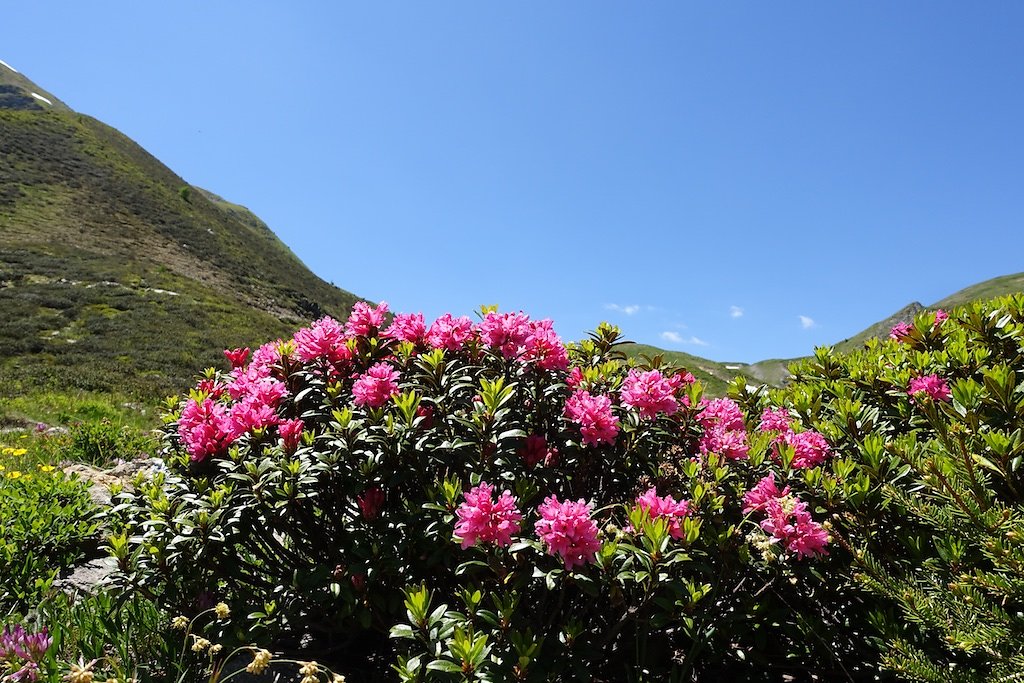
[0,58,69,111]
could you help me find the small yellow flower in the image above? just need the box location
[64,658,97,683]
[299,661,319,678]
[209,643,223,656]
[39,464,55,473]
[0,464,5,472]
[191,636,211,652]
[171,615,189,630]
[332,675,347,683]
[11,448,27,456]
[246,649,272,675]
[7,471,22,479]
[214,602,230,619]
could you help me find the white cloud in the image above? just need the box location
[730,305,744,319]
[605,303,641,316]
[799,315,816,329]
[661,331,708,347]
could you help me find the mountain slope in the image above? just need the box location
[0,65,360,403]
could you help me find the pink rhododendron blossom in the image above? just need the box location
[357,486,385,520]
[352,362,401,408]
[786,430,831,469]
[345,301,389,337]
[278,418,304,453]
[383,312,427,344]
[426,313,475,351]
[519,434,558,468]
[564,390,620,446]
[743,475,791,515]
[224,347,251,369]
[479,311,533,359]
[889,321,913,341]
[908,374,952,403]
[454,482,523,549]
[566,367,585,389]
[758,407,793,435]
[619,369,680,419]
[697,398,745,432]
[228,393,281,436]
[196,379,225,400]
[699,426,749,460]
[535,495,602,570]
[635,488,691,539]
[760,498,830,559]
[294,317,351,364]
[934,309,949,326]
[178,398,236,462]
[522,319,569,371]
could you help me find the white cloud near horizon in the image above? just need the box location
[661,331,708,346]
[799,315,816,329]
[730,305,744,319]
[605,303,641,316]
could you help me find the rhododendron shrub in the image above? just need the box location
[735,296,1024,681]
[113,306,841,680]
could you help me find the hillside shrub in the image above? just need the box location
[111,303,878,680]
[736,295,1024,682]
[0,443,101,613]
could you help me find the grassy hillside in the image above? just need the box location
[933,272,1024,310]
[0,71,361,419]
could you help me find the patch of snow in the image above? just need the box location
[725,365,742,370]
[148,288,180,296]
[30,92,52,106]
[0,60,18,73]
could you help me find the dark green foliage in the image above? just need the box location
[742,295,1024,681]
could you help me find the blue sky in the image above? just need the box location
[5,3,1023,362]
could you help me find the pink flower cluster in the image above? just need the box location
[454,482,523,549]
[294,316,351,364]
[352,362,401,408]
[345,301,389,337]
[535,495,603,570]
[0,624,51,683]
[479,312,569,371]
[426,313,475,351]
[908,374,952,403]
[743,476,829,559]
[564,390,620,446]
[889,321,913,341]
[635,488,691,539]
[758,407,831,469]
[178,398,235,462]
[278,418,304,453]
[383,312,427,344]
[519,434,558,468]
[619,369,680,419]
[697,398,749,460]
[357,486,386,520]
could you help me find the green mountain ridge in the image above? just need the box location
[693,273,1024,388]
[0,64,361,409]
